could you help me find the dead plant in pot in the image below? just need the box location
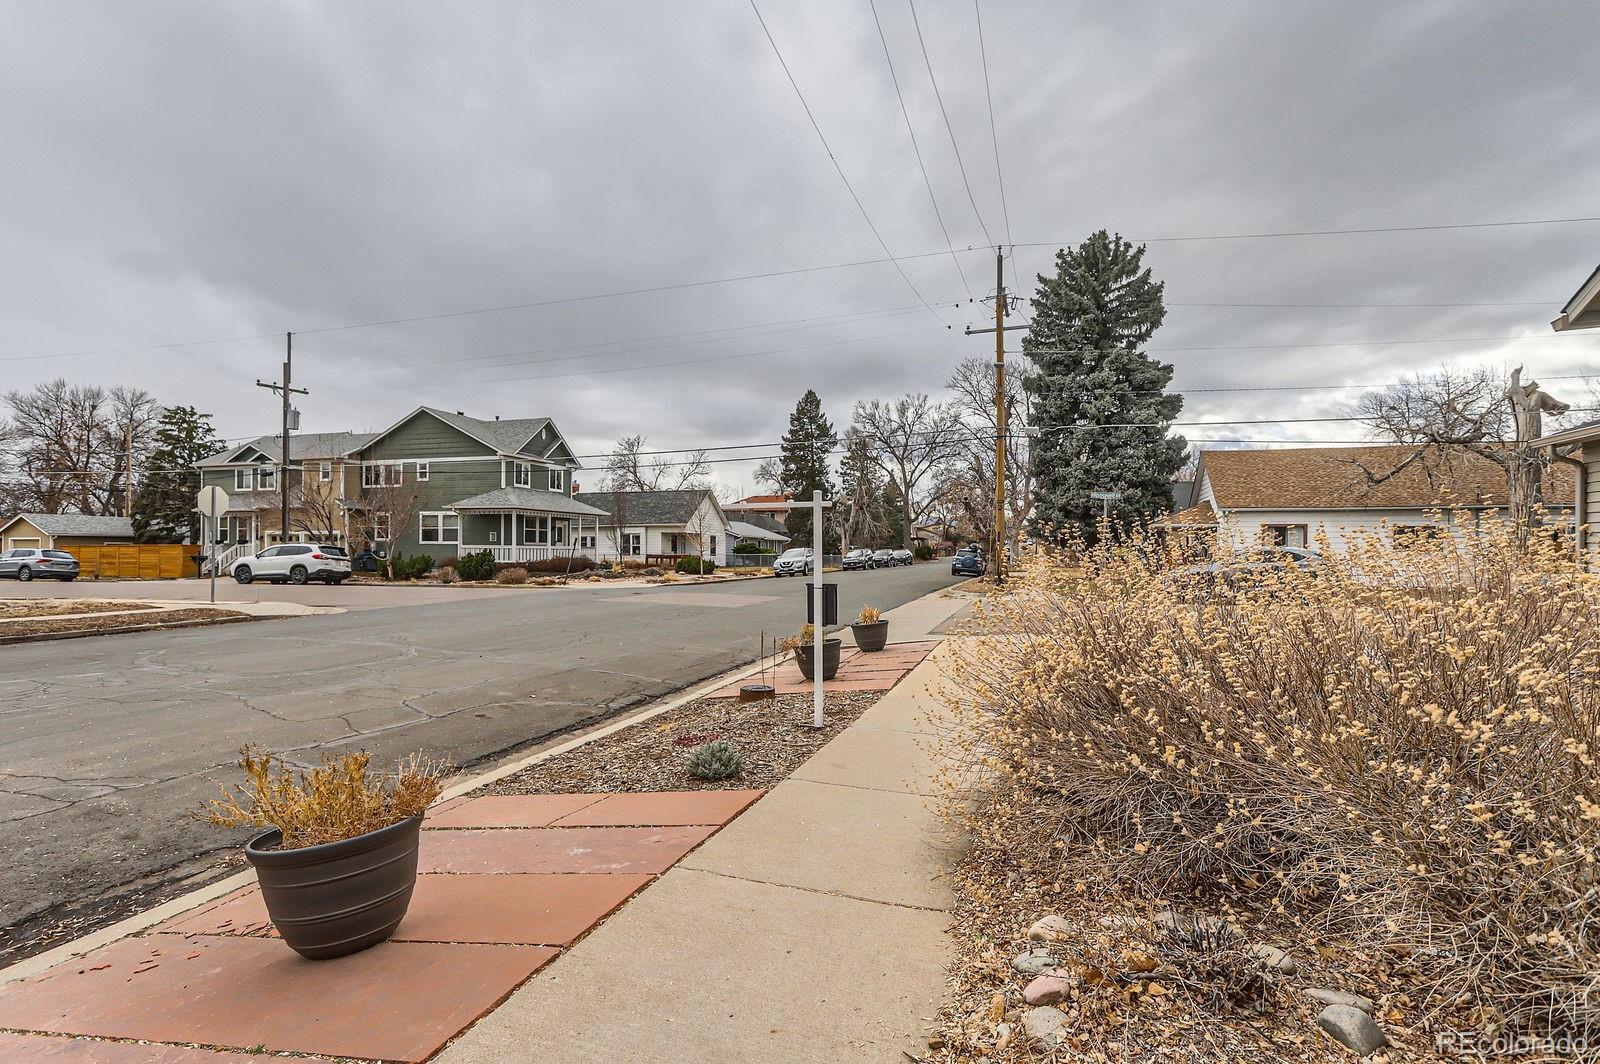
[850,604,889,652]
[201,746,447,960]
[781,623,841,681]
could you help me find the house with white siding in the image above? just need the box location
[1168,444,1574,552]
[572,489,732,566]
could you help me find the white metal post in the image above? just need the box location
[811,489,824,728]
[207,513,216,604]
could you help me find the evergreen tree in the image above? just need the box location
[131,406,224,543]
[1023,231,1186,542]
[777,389,839,550]
[834,429,892,550]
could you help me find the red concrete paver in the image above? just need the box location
[708,641,936,697]
[0,1031,334,1063]
[423,792,607,829]
[552,789,764,827]
[419,825,718,874]
[153,873,652,947]
[0,936,556,1063]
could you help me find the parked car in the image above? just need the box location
[871,548,895,568]
[772,547,814,577]
[891,548,914,566]
[233,544,351,585]
[0,548,79,582]
[1169,546,1322,597]
[842,548,875,571]
[951,547,986,577]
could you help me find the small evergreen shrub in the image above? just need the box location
[675,556,716,575]
[686,740,742,781]
[913,543,934,561]
[382,550,431,580]
[457,550,495,581]
[496,566,529,585]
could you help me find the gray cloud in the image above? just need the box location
[2,0,1598,492]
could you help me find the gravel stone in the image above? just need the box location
[1021,1005,1068,1046]
[1305,987,1376,1013]
[1317,1003,1388,1056]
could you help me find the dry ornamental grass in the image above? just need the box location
[938,514,1600,1052]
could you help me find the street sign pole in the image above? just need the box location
[811,489,825,729]
[196,486,230,605]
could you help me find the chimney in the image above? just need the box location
[494,415,500,421]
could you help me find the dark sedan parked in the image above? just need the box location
[951,547,985,577]
[0,548,80,581]
[842,548,875,570]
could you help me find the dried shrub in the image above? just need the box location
[495,566,528,585]
[436,565,458,584]
[200,746,447,849]
[856,605,882,625]
[941,514,1600,1044]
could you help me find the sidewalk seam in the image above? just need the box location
[674,865,951,914]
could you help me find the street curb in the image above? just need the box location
[0,613,260,646]
[0,580,961,987]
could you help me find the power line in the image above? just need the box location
[1024,330,1600,357]
[1014,214,1600,246]
[867,0,975,301]
[749,0,949,326]
[1168,299,1557,309]
[972,0,1012,248]
[907,0,993,247]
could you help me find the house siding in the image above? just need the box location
[1,518,48,551]
[350,413,503,560]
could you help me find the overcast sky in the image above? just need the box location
[3,1,1598,493]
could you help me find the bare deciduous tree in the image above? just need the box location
[1353,364,1578,532]
[850,394,966,549]
[603,434,710,492]
[945,357,1033,557]
[1,379,160,515]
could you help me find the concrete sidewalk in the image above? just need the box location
[436,593,972,1064]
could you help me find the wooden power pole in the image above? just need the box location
[256,332,308,545]
[965,247,1026,584]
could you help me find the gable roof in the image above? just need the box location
[733,512,788,538]
[1200,445,1575,511]
[1,513,136,538]
[573,489,724,527]
[1554,263,1600,332]
[729,519,790,544]
[416,407,561,458]
[196,432,376,467]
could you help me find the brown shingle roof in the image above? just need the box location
[1201,445,1574,510]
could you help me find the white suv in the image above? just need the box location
[233,544,351,585]
[772,547,814,577]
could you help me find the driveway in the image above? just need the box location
[0,563,962,959]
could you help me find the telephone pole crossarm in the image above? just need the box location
[255,332,309,546]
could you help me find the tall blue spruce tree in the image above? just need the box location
[1023,231,1186,541]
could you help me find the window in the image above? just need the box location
[548,467,564,491]
[709,535,717,555]
[234,468,254,491]
[552,521,566,546]
[416,462,429,482]
[419,512,460,544]
[511,461,532,488]
[257,466,277,491]
[1392,524,1443,549]
[1263,524,1308,549]
[371,512,390,541]
[318,462,332,482]
[623,532,641,556]
[519,514,549,544]
[363,462,402,488]
[579,534,596,549]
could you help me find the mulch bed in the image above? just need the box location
[0,599,158,620]
[487,689,880,795]
[0,607,248,641]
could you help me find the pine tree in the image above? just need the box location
[777,389,839,550]
[834,429,891,550]
[131,406,225,543]
[1023,231,1186,541]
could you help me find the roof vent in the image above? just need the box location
[456,410,465,416]
[494,415,500,420]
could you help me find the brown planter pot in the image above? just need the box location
[850,620,889,652]
[244,814,423,960]
[794,638,843,681]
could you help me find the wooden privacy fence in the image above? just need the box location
[71,543,193,580]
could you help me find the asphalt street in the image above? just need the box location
[0,564,961,955]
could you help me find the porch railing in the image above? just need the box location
[477,545,558,564]
[206,542,252,576]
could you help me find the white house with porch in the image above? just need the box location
[572,489,732,566]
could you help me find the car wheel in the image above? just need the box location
[59,575,75,582]
[289,565,309,585]
[17,566,32,582]
[233,566,253,585]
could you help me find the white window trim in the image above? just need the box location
[416,461,430,482]
[511,461,533,489]
[418,511,459,544]
[234,468,254,491]
[548,467,564,492]
[257,466,277,491]
[362,461,403,488]
[371,511,391,541]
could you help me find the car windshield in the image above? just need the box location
[848,549,870,557]
[778,549,810,560]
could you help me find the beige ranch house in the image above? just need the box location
[1169,444,1574,551]
[0,513,138,553]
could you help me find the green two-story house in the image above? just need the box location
[195,406,608,571]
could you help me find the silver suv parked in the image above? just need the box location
[0,548,79,581]
[233,544,351,585]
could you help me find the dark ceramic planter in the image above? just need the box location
[794,638,843,681]
[850,620,889,652]
[244,814,423,960]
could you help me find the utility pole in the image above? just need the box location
[256,332,308,546]
[965,247,1027,585]
[123,421,134,517]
